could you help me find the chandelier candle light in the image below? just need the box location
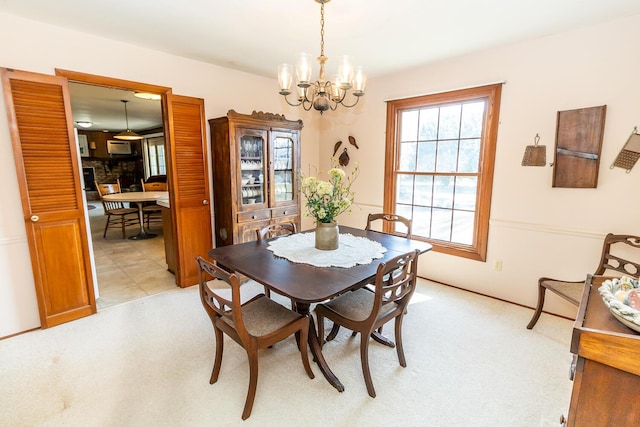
[278,0,366,114]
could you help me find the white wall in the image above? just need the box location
[0,12,320,337]
[322,13,640,319]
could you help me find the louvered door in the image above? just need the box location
[166,94,212,287]
[1,68,95,327]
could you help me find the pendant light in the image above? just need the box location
[114,100,143,141]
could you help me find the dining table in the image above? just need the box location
[102,190,169,240]
[207,225,432,392]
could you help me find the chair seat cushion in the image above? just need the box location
[321,288,396,322]
[221,296,303,336]
[541,279,584,305]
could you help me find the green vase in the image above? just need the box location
[315,221,339,250]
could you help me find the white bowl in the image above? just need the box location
[598,277,640,333]
[241,178,249,185]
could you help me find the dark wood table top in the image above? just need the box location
[207,225,432,304]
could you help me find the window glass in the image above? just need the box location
[399,142,417,171]
[416,141,436,172]
[400,110,419,142]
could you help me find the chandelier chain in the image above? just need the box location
[319,2,325,57]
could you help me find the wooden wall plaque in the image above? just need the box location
[552,105,606,188]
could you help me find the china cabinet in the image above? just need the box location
[208,110,302,246]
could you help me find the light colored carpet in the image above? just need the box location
[0,279,573,426]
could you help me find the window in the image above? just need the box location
[145,136,166,177]
[384,84,502,261]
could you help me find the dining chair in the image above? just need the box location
[527,233,640,329]
[196,256,314,420]
[140,179,167,228]
[94,180,139,239]
[361,212,413,337]
[255,222,297,241]
[365,213,412,239]
[315,249,420,398]
[255,222,297,299]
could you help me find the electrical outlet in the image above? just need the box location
[494,259,503,272]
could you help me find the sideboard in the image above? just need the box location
[564,274,640,426]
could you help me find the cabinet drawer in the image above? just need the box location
[271,207,298,218]
[237,209,271,223]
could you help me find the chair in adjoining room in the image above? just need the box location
[94,180,139,239]
[365,213,412,238]
[315,249,420,398]
[527,233,640,329]
[140,179,167,228]
[195,256,314,420]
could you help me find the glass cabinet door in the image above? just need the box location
[238,130,267,208]
[271,131,297,205]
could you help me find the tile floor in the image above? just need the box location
[88,201,177,310]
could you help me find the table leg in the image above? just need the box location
[129,204,157,240]
[296,302,344,392]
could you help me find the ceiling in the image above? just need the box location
[3,0,640,130]
[68,83,163,133]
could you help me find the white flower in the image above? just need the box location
[300,163,359,223]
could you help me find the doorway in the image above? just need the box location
[68,82,174,309]
[3,67,212,328]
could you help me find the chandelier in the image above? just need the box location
[114,100,143,141]
[277,0,366,114]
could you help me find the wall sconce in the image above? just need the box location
[89,141,97,150]
[521,133,546,166]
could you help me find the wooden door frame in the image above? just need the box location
[54,69,179,290]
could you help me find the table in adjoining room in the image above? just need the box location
[102,191,168,240]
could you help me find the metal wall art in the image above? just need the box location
[332,135,359,166]
[611,127,640,173]
[521,133,546,166]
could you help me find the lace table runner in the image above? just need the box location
[266,232,387,268]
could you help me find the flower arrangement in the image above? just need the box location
[300,163,359,224]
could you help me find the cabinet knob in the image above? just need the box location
[283,211,287,215]
[252,215,256,220]
[203,200,209,205]
[30,215,39,222]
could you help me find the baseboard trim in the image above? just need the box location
[419,274,575,322]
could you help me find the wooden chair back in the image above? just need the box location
[196,256,251,341]
[594,234,640,278]
[368,249,420,322]
[95,180,125,212]
[256,222,297,241]
[365,213,412,239]
[141,180,168,192]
